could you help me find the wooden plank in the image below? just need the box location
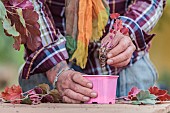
[0,103,170,113]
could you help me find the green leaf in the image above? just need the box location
[21,96,32,105]
[132,99,156,105]
[132,90,157,105]
[132,101,142,105]
[137,90,157,100]
[16,8,26,27]
[3,18,19,37]
[0,1,7,20]
[140,99,156,105]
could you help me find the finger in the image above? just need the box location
[107,44,135,65]
[107,36,131,58]
[63,89,90,102]
[72,73,93,88]
[62,96,81,104]
[70,82,97,98]
[113,58,131,67]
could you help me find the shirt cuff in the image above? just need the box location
[119,16,155,51]
[21,36,69,79]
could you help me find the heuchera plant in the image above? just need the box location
[99,13,129,67]
[0,84,62,105]
[0,0,41,51]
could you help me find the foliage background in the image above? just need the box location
[0,0,170,91]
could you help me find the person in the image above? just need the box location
[19,0,166,103]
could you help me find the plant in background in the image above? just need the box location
[0,0,41,51]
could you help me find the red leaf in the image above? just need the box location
[120,27,129,35]
[158,94,170,101]
[22,9,41,51]
[149,86,167,96]
[1,85,22,104]
[149,86,170,101]
[110,13,120,19]
[128,87,141,100]
[113,19,123,31]
[8,0,34,9]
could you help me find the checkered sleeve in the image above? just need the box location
[119,0,166,51]
[21,0,69,79]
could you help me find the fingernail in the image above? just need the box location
[91,93,97,98]
[87,83,93,88]
[107,59,113,64]
[107,53,112,58]
[83,96,90,101]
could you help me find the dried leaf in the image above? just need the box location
[41,95,54,103]
[38,84,50,94]
[34,87,43,94]
[49,89,62,103]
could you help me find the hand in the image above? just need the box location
[106,32,136,67]
[56,70,98,103]
[46,61,98,104]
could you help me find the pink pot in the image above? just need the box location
[83,75,119,104]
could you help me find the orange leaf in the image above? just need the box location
[1,85,22,104]
[110,13,120,19]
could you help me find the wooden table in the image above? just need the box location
[0,103,170,113]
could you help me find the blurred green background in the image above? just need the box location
[0,1,170,91]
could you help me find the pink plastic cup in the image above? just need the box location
[83,75,119,104]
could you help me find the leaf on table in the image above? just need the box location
[21,95,32,105]
[41,94,54,103]
[34,87,44,94]
[49,89,62,103]
[1,85,23,104]
[137,90,157,100]
[38,84,50,94]
[132,99,156,105]
[149,86,170,101]
[128,87,141,100]
[132,90,157,105]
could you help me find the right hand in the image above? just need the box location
[56,69,98,103]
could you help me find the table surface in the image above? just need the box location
[0,103,170,113]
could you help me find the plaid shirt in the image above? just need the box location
[21,0,166,79]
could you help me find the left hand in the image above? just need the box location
[106,32,136,67]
